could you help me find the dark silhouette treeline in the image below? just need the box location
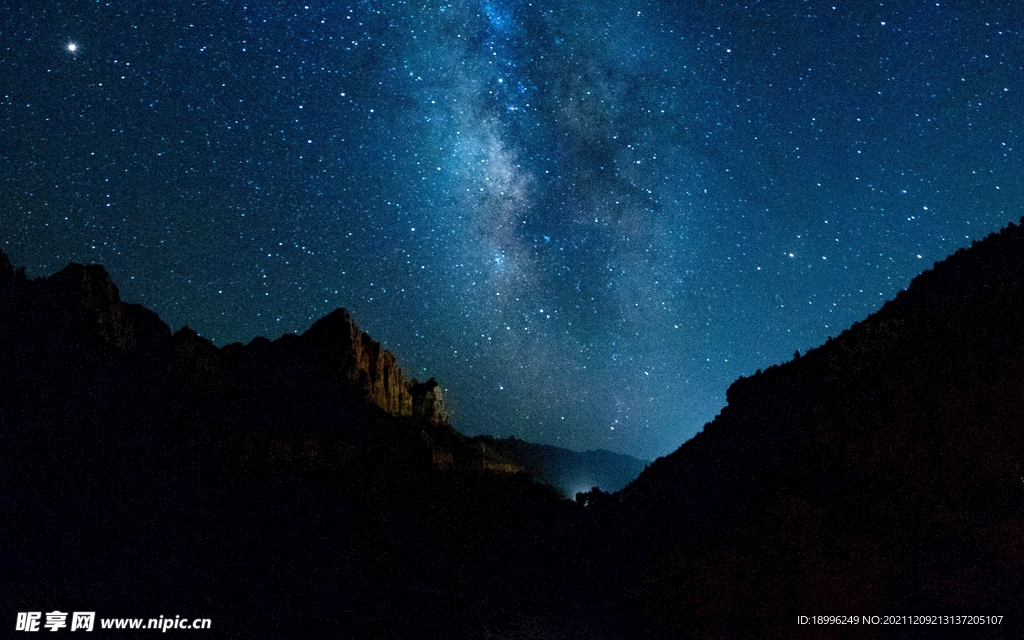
[4,216,1024,638]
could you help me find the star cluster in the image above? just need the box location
[2,1,1021,458]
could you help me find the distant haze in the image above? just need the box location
[477,436,649,497]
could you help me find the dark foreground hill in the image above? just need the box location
[473,436,649,497]
[609,220,1024,638]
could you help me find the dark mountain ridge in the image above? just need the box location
[474,435,649,497]
[0,250,602,638]
[0,253,448,425]
[5,215,1024,638]
[611,219,1024,637]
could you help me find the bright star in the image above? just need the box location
[67,43,78,55]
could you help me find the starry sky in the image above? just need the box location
[2,1,1022,460]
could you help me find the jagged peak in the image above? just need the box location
[172,324,202,341]
[49,261,121,306]
[2,253,451,427]
[303,307,357,341]
[407,377,440,392]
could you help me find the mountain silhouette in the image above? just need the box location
[0,250,601,638]
[611,219,1024,638]
[474,435,649,497]
[4,216,1024,638]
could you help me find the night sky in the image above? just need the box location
[2,1,1022,459]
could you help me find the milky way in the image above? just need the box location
[3,1,1022,458]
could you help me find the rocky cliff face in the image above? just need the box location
[44,262,172,353]
[302,309,448,424]
[408,377,447,426]
[0,251,448,427]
